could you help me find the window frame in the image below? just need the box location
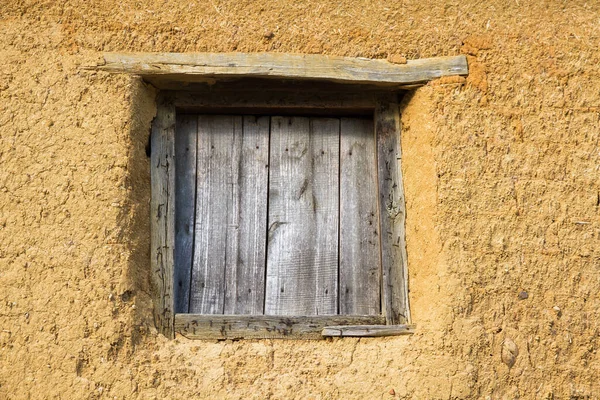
[151,87,411,339]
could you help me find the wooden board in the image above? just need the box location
[376,98,411,324]
[175,314,385,340]
[173,90,377,116]
[322,324,415,337]
[174,114,197,313]
[190,116,242,314]
[92,53,468,89]
[150,94,176,337]
[223,116,270,315]
[339,118,381,315]
[190,116,270,314]
[265,117,339,315]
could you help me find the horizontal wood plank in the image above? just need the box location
[321,324,415,337]
[175,314,385,340]
[91,53,468,88]
[173,90,377,115]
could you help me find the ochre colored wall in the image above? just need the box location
[1,1,599,398]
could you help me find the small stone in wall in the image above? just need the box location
[553,306,562,317]
[387,54,407,64]
[501,338,519,368]
[518,291,529,300]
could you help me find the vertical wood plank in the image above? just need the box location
[150,94,176,337]
[174,114,197,313]
[376,97,411,324]
[339,118,381,315]
[223,116,270,315]
[265,117,339,316]
[190,115,242,314]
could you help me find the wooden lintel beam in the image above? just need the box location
[88,52,468,88]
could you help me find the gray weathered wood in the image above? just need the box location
[175,314,385,340]
[265,117,340,315]
[153,79,408,95]
[339,118,381,315]
[376,97,411,325]
[173,90,377,115]
[92,53,468,88]
[174,114,197,313]
[322,324,415,337]
[223,116,270,315]
[150,94,176,337]
[190,115,243,314]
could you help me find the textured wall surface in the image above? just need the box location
[1,1,599,398]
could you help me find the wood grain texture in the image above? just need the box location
[321,324,415,337]
[175,314,385,340]
[190,115,243,314]
[223,116,270,315]
[376,97,411,325]
[150,94,176,337]
[173,90,377,115]
[174,114,197,313]
[339,118,381,315]
[265,117,340,316]
[93,53,468,88]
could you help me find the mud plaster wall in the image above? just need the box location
[1,1,599,399]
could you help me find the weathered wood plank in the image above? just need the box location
[173,90,377,115]
[150,94,176,337]
[322,324,415,337]
[175,314,385,340]
[339,118,381,315]
[93,53,468,88]
[376,97,411,325]
[174,114,197,313]
[223,116,270,315]
[190,115,243,314]
[156,79,405,95]
[265,117,340,315]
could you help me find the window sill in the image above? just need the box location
[174,314,414,340]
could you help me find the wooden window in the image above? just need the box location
[95,52,469,339]
[151,90,413,339]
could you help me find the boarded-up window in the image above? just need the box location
[151,90,413,339]
[174,115,381,317]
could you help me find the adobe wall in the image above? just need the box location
[1,1,598,398]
